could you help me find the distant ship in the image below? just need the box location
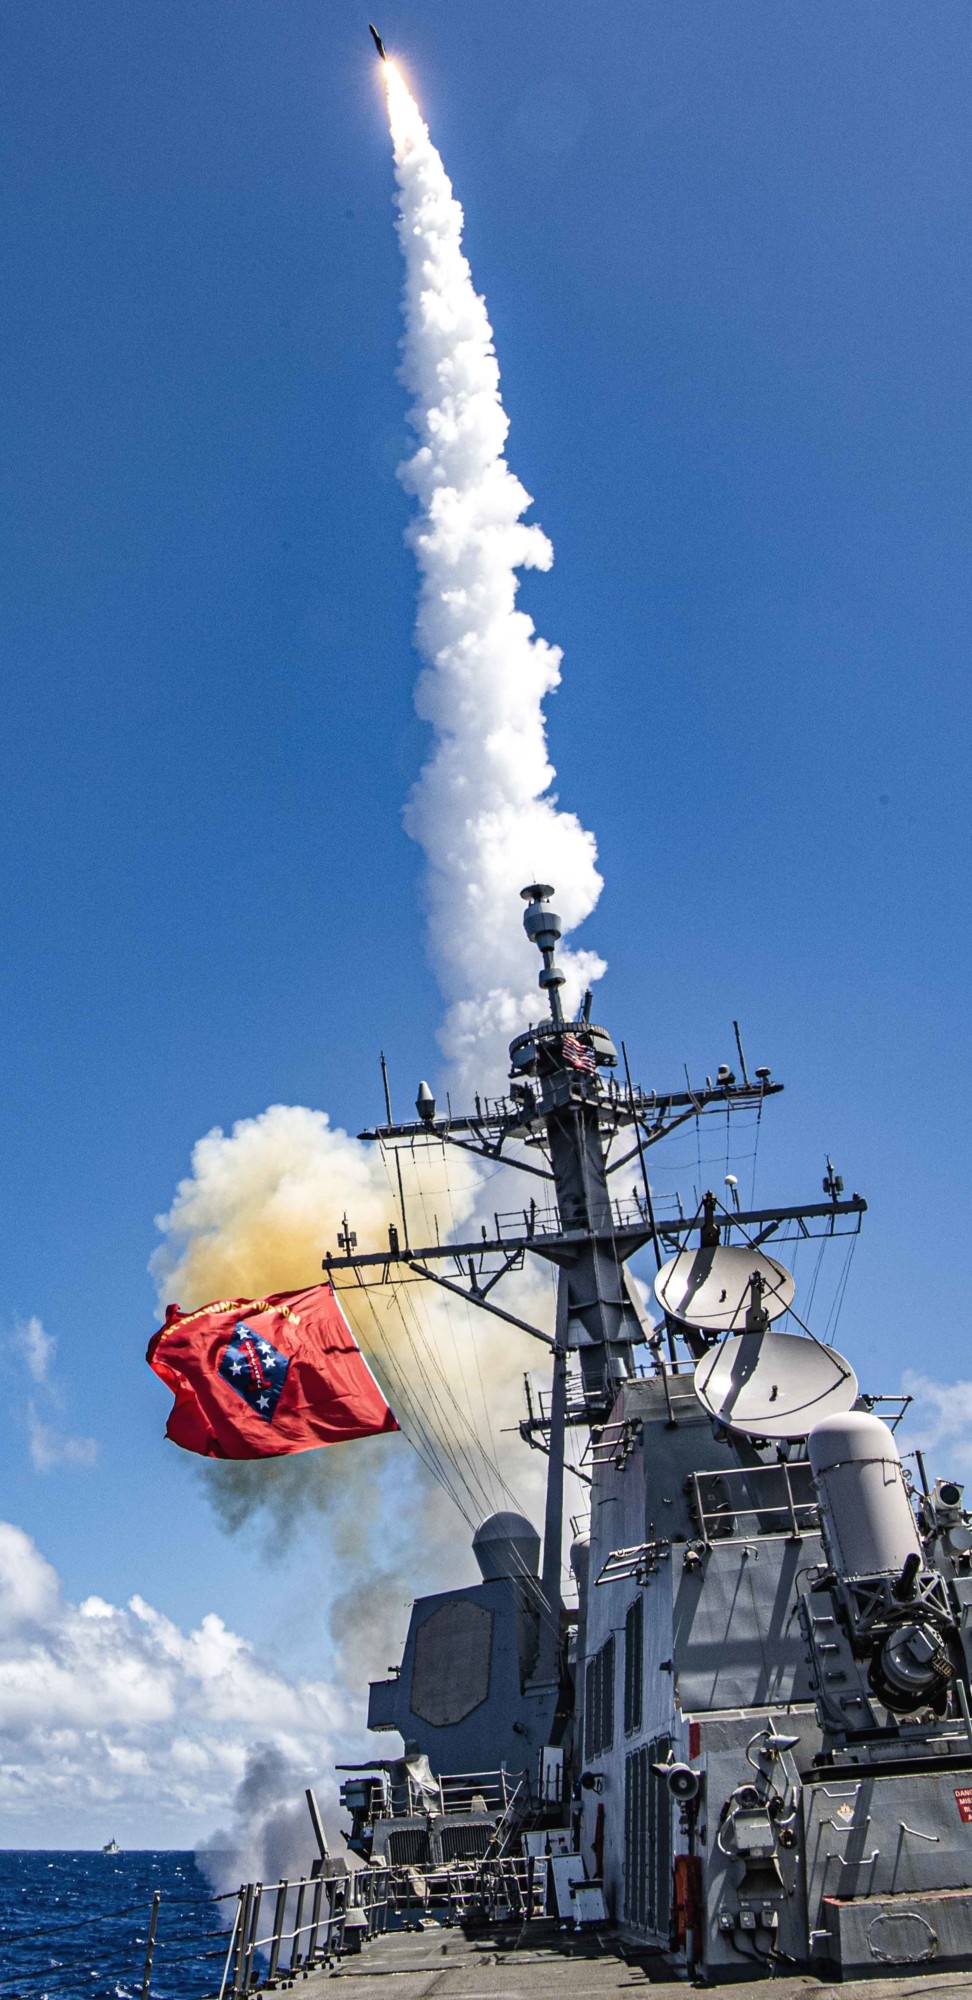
[102,1839,119,1855]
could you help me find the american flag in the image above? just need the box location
[562,1033,597,1074]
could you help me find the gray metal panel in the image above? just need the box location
[673,1539,822,1711]
[410,1600,493,1726]
[822,1887,972,1976]
[804,1767,972,1913]
[366,1576,557,1778]
[701,1716,813,1974]
[367,1678,398,1731]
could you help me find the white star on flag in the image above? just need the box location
[257,1394,270,1411]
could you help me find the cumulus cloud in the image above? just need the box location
[0,1519,344,1848]
[901,1372,972,1481]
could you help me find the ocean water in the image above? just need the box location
[0,1851,228,2000]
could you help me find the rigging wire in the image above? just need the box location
[393,1277,508,1523]
[749,1096,762,1209]
[349,1191,556,1610]
[824,1235,858,1345]
[401,1143,497,1501]
[374,1146,503,1516]
[366,1243,538,1570]
[439,1147,506,1505]
[803,1234,828,1322]
[378,1135,555,1535]
[355,1281,476,1525]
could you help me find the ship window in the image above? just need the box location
[584,1635,615,1758]
[624,1596,643,1736]
[602,1634,614,1750]
[623,1734,671,1935]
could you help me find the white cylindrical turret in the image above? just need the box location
[808,1411,922,1581]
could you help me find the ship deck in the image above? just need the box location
[256,1920,972,1997]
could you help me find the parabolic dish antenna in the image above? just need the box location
[694,1331,859,1441]
[654,1244,795,1332]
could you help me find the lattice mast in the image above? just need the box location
[322,887,864,1668]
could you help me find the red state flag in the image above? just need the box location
[146,1283,398,1459]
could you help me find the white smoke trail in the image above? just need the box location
[385,63,604,1092]
[153,66,599,1616]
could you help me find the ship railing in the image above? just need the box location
[215,1864,393,1995]
[438,1768,520,1813]
[687,1460,821,1547]
[494,1194,648,1243]
[473,1772,529,1859]
[471,1854,549,1923]
[389,1767,522,1817]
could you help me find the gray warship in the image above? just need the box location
[219,884,972,1990]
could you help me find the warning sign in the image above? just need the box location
[954,1788,972,1823]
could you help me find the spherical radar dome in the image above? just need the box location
[472,1510,540,1581]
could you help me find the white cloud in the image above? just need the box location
[901,1372,972,1483]
[17,1314,55,1384]
[27,1404,98,1473]
[2,1315,98,1474]
[0,1520,346,1849]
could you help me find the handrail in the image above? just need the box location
[688,1461,821,1548]
[210,1867,394,1998]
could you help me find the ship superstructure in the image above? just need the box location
[319,886,972,1981]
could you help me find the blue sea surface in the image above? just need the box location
[0,1851,228,2000]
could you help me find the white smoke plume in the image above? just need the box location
[385,61,604,1092]
[151,65,596,1678]
[152,1103,551,1565]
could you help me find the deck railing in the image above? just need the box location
[211,1865,393,1997]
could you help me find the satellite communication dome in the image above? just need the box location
[472,1510,540,1581]
[569,1535,591,1587]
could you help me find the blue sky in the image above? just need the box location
[2,1,971,1843]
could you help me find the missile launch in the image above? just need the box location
[368,23,387,60]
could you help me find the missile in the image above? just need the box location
[369,23,387,59]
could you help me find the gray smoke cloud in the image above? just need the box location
[197,1742,333,1899]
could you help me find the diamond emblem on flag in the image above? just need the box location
[219,1322,290,1423]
